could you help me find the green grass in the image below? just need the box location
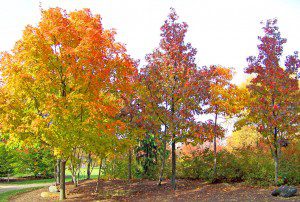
[0,187,42,202]
[65,167,100,180]
[3,167,99,185]
[4,178,56,185]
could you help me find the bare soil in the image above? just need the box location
[10,179,300,202]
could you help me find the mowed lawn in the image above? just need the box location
[1,167,100,185]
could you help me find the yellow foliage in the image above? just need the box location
[226,126,261,152]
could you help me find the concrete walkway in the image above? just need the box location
[0,183,53,194]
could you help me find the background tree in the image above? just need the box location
[204,65,246,180]
[226,126,262,152]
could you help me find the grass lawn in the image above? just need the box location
[3,167,100,185]
[0,187,42,202]
[65,167,100,180]
[4,178,56,185]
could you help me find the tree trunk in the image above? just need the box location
[128,149,132,180]
[56,159,61,185]
[54,161,57,184]
[213,135,217,178]
[70,161,78,187]
[213,113,218,180]
[96,159,103,192]
[158,125,167,186]
[112,157,115,179]
[77,166,80,185]
[77,156,82,185]
[60,160,66,200]
[274,154,279,185]
[87,152,92,179]
[171,132,176,190]
[274,127,279,185]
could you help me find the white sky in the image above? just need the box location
[0,0,300,84]
[0,0,299,137]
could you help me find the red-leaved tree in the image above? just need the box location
[245,19,300,185]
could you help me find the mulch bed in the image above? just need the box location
[10,179,300,201]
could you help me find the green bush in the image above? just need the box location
[0,143,55,178]
[12,146,54,178]
[279,154,300,185]
[177,147,300,186]
[0,142,15,177]
[178,149,243,182]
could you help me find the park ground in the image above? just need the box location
[6,179,300,202]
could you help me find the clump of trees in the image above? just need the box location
[0,7,299,200]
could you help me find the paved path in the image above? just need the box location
[0,183,53,194]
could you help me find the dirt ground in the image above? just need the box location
[10,179,300,202]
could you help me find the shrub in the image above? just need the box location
[177,144,300,186]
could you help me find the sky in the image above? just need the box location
[0,0,300,84]
[0,0,299,137]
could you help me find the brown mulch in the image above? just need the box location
[10,179,300,202]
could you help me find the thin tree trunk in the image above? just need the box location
[87,152,92,179]
[158,125,167,186]
[70,160,77,187]
[96,158,103,192]
[112,158,115,179]
[171,96,176,190]
[77,157,82,186]
[77,166,80,184]
[171,132,176,190]
[274,154,279,185]
[56,159,61,185]
[213,112,218,180]
[274,127,279,185]
[77,171,80,186]
[128,149,132,180]
[60,160,66,200]
[54,160,57,186]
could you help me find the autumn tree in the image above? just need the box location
[244,19,300,185]
[0,8,136,199]
[141,8,201,189]
[116,79,148,180]
[204,65,246,179]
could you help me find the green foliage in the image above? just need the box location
[0,141,54,178]
[136,134,159,179]
[102,154,140,180]
[278,158,300,186]
[12,146,54,178]
[177,147,300,186]
[0,142,15,177]
[235,149,274,186]
[178,149,243,182]
[279,142,300,185]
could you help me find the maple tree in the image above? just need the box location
[244,19,300,185]
[0,8,136,199]
[204,65,247,179]
[140,8,203,189]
